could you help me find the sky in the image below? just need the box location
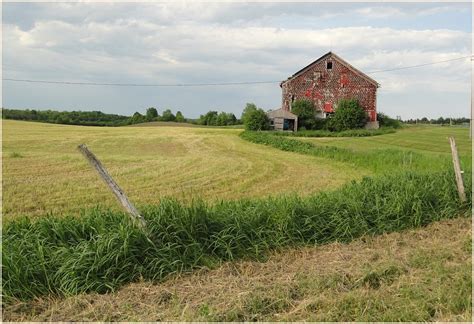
[2,2,472,119]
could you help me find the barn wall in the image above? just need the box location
[281,55,378,121]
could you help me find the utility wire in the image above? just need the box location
[3,55,472,87]
[365,55,472,74]
[1,78,280,86]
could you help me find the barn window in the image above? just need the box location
[326,61,333,70]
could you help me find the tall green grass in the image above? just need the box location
[240,131,472,173]
[3,170,471,302]
[270,127,396,138]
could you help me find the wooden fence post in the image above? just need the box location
[448,137,466,203]
[77,144,147,228]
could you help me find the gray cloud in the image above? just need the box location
[2,2,471,119]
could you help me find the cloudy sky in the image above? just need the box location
[2,2,472,119]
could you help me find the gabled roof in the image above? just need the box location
[283,51,380,87]
[266,108,298,119]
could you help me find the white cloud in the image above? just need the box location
[2,2,471,118]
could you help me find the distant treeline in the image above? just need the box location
[195,111,240,126]
[404,117,470,125]
[1,107,242,127]
[2,108,134,126]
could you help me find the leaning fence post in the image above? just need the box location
[448,137,466,203]
[77,144,147,228]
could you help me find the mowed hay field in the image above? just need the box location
[3,120,472,321]
[2,120,360,220]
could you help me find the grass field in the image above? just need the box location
[2,120,360,220]
[3,120,472,321]
[300,124,472,156]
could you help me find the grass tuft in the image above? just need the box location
[9,152,23,158]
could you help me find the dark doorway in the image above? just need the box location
[283,119,295,131]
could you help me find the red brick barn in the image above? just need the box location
[280,52,380,128]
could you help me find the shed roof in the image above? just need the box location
[282,51,380,87]
[267,108,298,119]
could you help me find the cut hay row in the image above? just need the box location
[3,169,471,302]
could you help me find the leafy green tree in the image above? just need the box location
[130,112,146,124]
[146,107,158,121]
[227,113,237,125]
[160,109,176,122]
[291,99,317,130]
[217,112,229,126]
[327,99,367,131]
[241,103,258,125]
[175,111,185,122]
[199,111,218,125]
[244,108,270,131]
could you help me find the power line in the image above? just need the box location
[1,78,281,87]
[3,55,472,87]
[365,55,472,74]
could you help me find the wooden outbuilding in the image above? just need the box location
[267,108,298,132]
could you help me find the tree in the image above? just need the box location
[217,112,229,126]
[244,108,270,131]
[291,99,317,130]
[327,99,367,131]
[227,113,237,125]
[199,111,218,125]
[241,103,258,125]
[161,109,176,122]
[146,107,158,121]
[175,111,185,122]
[130,112,146,124]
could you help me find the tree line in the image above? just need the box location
[1,108,131,126]
[1,107,190,126]
[404,117,470,125]
[1,107,241,127]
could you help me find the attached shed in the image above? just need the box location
[267,108,298,132]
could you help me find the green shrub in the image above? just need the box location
[377,113,402,129]
[291,99,317,130]
[244,108,270,131]
[241,103,258,125]
[270,128,396,138]
[3,170,471,302]
[328,99,367,131]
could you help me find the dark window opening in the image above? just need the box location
[291,95,295,102]
[327,61,333,70]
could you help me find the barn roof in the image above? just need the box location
[282,51,380,87]
[266,108,298,119]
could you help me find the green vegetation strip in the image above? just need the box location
[239,131,471,173]
[3,170,471,302]
[270,127,396,138]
